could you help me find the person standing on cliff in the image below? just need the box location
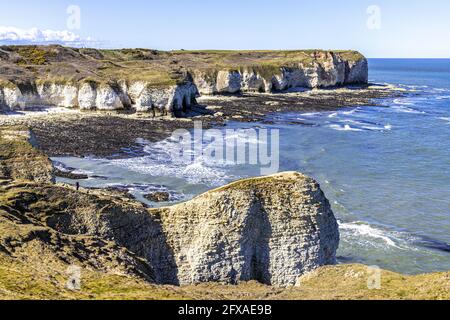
[76,182,80,191]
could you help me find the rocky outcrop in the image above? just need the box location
[345,58,369,84]
[152,172,339,286]
[77,82,97,110]
[0,127,54,183]
[37,82,78,108]
[193,52,368,94]
[95,84,125,110]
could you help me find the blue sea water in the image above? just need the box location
[54,59,450,274]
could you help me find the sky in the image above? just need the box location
[1,0,449,58]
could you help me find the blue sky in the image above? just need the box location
[1,0,449,58]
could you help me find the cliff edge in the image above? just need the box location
[0,46,368,116]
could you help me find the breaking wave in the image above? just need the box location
[339,221,405,249]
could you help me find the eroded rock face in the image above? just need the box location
[1,86,27,110]
[0,80,198,115]
[153,172,339,286]
[241,70,267,92]
[20,170,339,286]
[95,84,124,110]
[0,128,54,183]
[0,51,367,113]
[78,82,97,110]
[37,83,78,108]
[345,59,369,84]
[193,52,368,94]
[0,129,340,288]
[216,70,242,93]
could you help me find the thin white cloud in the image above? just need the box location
[0,26,101,47]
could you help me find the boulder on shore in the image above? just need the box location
[144,191,171,202]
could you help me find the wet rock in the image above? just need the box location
[144,191,170,202]
[53,168,88,180]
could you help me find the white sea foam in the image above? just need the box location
[400,84,429,90]
[223,131,262,144]
[335,119,386,131]
[391,105,426,114]
[342,109,359,115]
[301,112,320,117]
[339,221,404,249]
[328,112,338,118]
[110,155,233,186]
[360,125,384,131]
[328,124,363,132]
[0,107,77,118]
[433,88,450,93]
[71,168,93,175]
[393,98,415,106]
[109,135,241,186]
[52,160,72,172]
[438,117,450,124]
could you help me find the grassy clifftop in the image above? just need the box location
[0,254,447,300]
[0,45,365,87]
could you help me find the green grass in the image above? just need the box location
[0,254,447,300]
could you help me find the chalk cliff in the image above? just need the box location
[0,46,368,115]
[152,172,339,285]
[193,51,368,94]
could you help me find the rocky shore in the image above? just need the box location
[0,84,402,158]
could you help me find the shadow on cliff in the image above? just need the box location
[15,185,181,285]
[238,199,272,285]
[99,210,181,285]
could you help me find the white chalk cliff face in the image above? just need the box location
[37,171,339,286]
[345,59,369,84]
[240,70,268,92]
[78,82,97,110]
[36,83,78,108]
[95,85,124,110]
[194,52,368,94]
[0,52,367,115]
[150,172,340,286]
[0,80,199,115]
